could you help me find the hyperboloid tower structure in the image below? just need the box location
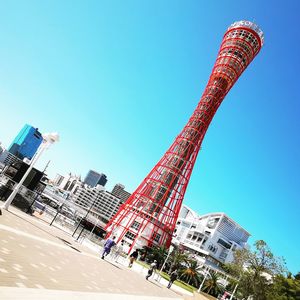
[105,20,264,253]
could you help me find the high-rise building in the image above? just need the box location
[84,170,107,187]
[74,187,123,223]
[8,124,43,160]
[105,21,264,253]
[173,205,250,268]
[111,184,131,202]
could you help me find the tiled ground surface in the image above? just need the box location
[0,207,184,299]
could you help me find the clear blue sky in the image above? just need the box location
[0,1,299,273]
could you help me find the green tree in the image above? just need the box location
[266,274,300,300]
[225,240,286,300]
[202,272,224,297]
[142,245,168,268]
[295,272,300,281]
[250,240,286,276]
[180,259,203,287]
[223,246,251,277]
[167,247,189,273]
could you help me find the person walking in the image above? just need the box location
[128,249,139,267]
[167,270,178,288]
[113,241,125,263]
[146,260,157,280]
[101,236,116,259]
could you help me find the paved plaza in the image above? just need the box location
[0,207,192,300]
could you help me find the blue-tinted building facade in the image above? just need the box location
[8,124,43,160]
[84,170,107,187]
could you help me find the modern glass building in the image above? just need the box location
[84,170,107,187]
[8,124,43,160]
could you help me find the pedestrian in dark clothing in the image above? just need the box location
[146,260,157,280]
[167,270,178,288]
[101,236,116,259]
[128,249,139,267]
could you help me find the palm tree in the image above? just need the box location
[202,272,224,297]
[145,245,168,268]
[180,259,203,287]
[168,248,190,273]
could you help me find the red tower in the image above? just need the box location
[105,20,264,253]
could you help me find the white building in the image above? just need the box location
[51,173,129,225]
[52,173,82,194]
[73,185,123,223]
[173,205,250,268]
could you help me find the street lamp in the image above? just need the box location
[156,245,174,282]
[198,265,211,293]
[1,132,59,211]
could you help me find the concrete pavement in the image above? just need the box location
[0,206,190,299]
[0,287,182,300]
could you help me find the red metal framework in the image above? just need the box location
[105,21,264,253]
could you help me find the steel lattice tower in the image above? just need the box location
[105,20,264,253]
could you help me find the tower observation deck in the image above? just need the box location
[105,20,264,253]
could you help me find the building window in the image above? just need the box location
[219,251,228,260]
[208,244,218,253]
[124,231,136,241]
[182,221,191,228]
[217,238,232,249]
[131,221,140,231]
[197,236,203,242]
[152,233,161,243]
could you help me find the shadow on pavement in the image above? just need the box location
[149,279,185,297]
[57,237,72,244]
[6,210,82,253]
[102,259,123,270]
[57,237,81,252]
[147,280,163,289]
